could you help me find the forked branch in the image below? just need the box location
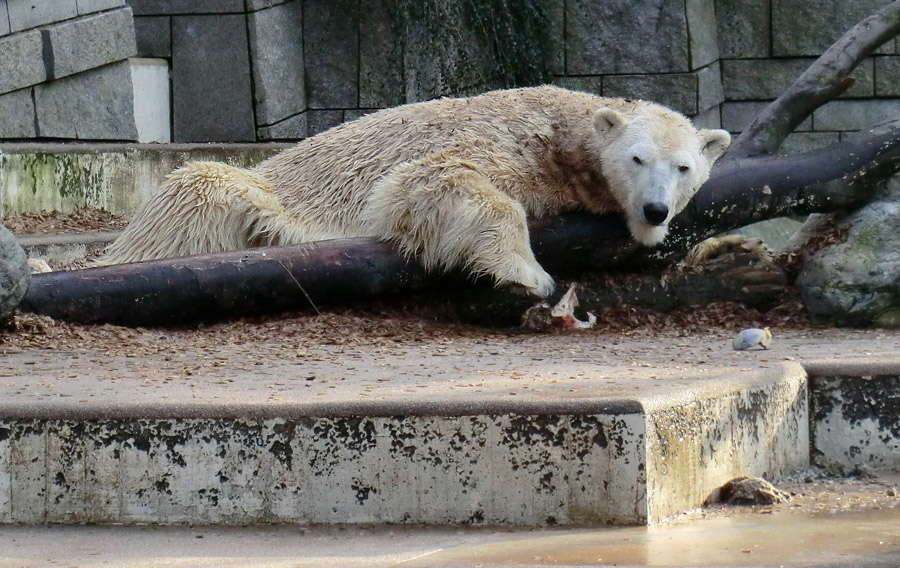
[727,0,900,159]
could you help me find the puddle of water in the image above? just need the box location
[417,507,900,567]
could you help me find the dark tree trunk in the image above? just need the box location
[20,239,433,326]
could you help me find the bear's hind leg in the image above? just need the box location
[96,162,285,265]
[365,159,555,298]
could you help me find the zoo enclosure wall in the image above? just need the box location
[0,0,898,154]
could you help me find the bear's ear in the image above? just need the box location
[593,108,627,134]
[698,129,731,162]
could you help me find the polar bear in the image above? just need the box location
[98,86,730,298]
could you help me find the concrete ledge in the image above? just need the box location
[0,143,293,216]
[643,365,808,522]
[803,359,900,377]
[806,359,900,474]
[15,231,119,269]
[0,396,644,421]
[0,413,646,525]
[0,365,808,526]
[15,231,121,248]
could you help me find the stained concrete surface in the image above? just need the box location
[0,341,808,525]
[0,327,896,526]
[0,316,900,525]
[811,373,900,472]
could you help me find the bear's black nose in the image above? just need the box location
[643,202,669,226]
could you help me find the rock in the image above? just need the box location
[797,181,900,327]
[7,0,76,33]
[731,217,805,254]
[705,475,791,507]
[0,88,37,138]
[75,0,127,16]
[304,0,358,109]
[0,30,45,95]
[566,0,690,74]
[0,224,31,322]
[359,0,403,109]
[715,0,770,59]
[45,7,137,81]
[771,0,892,57]
[133,15,171,57]
[397,0,555,102]
[602,73,698,116]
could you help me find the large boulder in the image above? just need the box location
[797,181,900,327]
[0,223,30,322]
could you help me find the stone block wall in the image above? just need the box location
[716,0,900,153]
[0,1,137,140]
[129,0,300,141]
[556,0,900,153]
[553,0,723,127]
[3,0,900,146]
[128,0,556,142]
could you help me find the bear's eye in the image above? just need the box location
[678,165,690,173]
[632,156,643,165]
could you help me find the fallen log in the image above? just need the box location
[20,239,431,326]
[18,213,632,326]
[22,212,789,327]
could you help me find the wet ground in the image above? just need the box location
[418,474,900,567]
[2,474,899,567]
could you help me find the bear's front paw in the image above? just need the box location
[502,281,551,299]
[520,266,556,299]
[489,257,556,299]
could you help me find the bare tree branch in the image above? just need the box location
[654,126,900,262]
[727,0,900,159]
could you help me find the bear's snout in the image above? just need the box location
[642,202,669,226]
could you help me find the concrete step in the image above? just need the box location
[0,327,898,527]
[807,359,900,473]
[16,231,120,267]
[0,361,808,526]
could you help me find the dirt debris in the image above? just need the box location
[3,207,128,235]
[1,296,818,357]
[0,205,824,356]
[5,206,813,342]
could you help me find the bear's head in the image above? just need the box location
[589,106,730,246]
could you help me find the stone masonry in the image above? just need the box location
[0,0,137,140]
[3,0,900,146]
[122,0,900,146]
[717,0,900,154]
